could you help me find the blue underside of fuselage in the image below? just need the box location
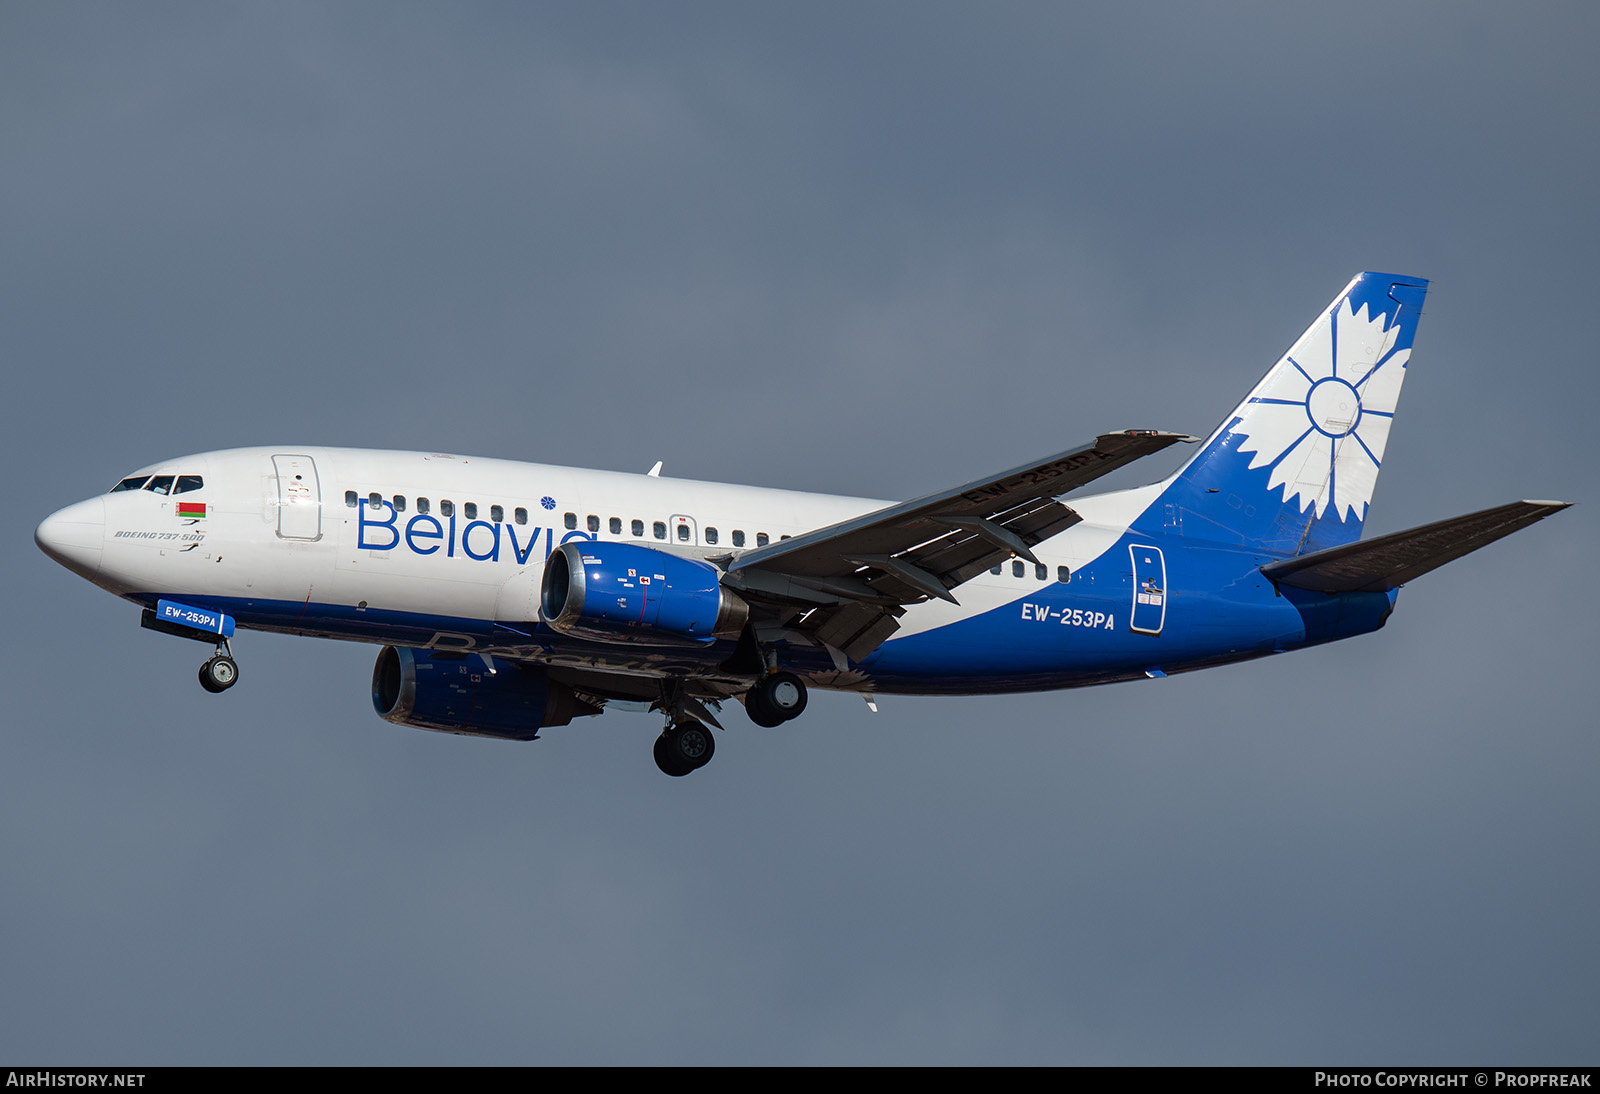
[127,531,1400,696]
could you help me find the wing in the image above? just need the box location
[720,430,1195,662]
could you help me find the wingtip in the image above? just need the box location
[1112,429,1200,444]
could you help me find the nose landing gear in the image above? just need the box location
[199,650,239,693]
[141,601,241,695]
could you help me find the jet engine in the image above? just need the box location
[372,645,599,740]
[539,541,748,646]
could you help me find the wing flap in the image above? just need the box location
[1260,500,1570,593]
[908,501,1083,586]
[807,602,906,662]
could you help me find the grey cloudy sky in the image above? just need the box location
[4,1,1596,1065]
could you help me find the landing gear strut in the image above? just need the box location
[745,672,807,727]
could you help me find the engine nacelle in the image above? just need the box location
[539,540,748,646]
[371,645,600,740]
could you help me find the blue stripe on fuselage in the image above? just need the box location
[858,533,1309,690]
[125,532,1398,697]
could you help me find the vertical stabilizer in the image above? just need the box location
[1144,272,1428,556]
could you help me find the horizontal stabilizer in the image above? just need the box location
[1260,500,1570,593]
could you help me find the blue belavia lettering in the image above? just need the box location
[357,501,564,564]
[35,272,1570,777]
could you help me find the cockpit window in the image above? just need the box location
[110,477,149,493]
[173,475,204,494]
[144,475,175,495]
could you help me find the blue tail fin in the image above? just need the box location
[1143,272,1429,557]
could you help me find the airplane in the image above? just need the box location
[35,272,1569,777]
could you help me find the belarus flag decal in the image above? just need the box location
[177,502,206,519]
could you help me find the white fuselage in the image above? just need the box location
[43,445,1169,695]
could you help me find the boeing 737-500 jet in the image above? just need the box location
[36,273,1569,776]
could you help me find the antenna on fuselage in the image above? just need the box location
[646,461,663,477]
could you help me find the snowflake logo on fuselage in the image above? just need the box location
[1234,297,1410,522]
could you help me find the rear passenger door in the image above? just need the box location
[1128,543,1167,635]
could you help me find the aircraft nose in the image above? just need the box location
[36,497,106,578]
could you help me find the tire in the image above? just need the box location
[744,688,786,727]
[201,656,239,692]
[198,663,223,693]
[764,673,807,719]
[672,722,716,768]
[653,733,691,776]
[654,723,714,776]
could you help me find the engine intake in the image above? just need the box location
[540,540,748,646]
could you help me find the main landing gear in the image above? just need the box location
[744,672,807,727]
[647,669,810,777]
[651,679,722,777]
[653,721,716,778]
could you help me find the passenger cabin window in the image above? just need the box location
[394,495,407,513]
[491,504,504,523]
[369,492,382,510]
[587,515,599,533]
[990,565,1002,576]
[111,477,148,493]
[514,507,527,525]
[1013,561,1025,578]
[418,497,431,515]
[705,527,718,545]
[174,475,204,494]
[564,512,577,530]
[1057,566,1071,583]
[464,502,478,520]
[144,475,175,495]
[345,490,358,508]
[756,533,770,547]
[1035,564,1047,581]
[610,517,622,535]
[732,530,745,547]
[653,521,667,540]
[632,519,644,537]
[677,523,690,541]
[441,500,454,518]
